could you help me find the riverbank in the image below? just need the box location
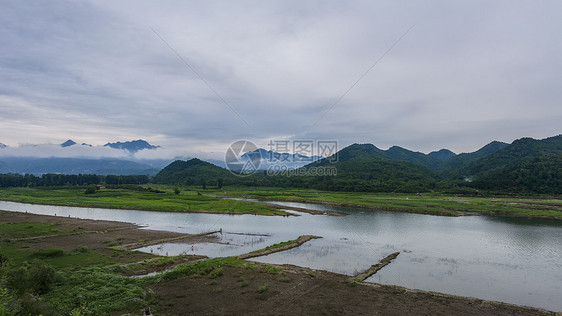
[0,187,291,216]
[2,186,560,219]
[213,186,562,219]
[0,210,557,314]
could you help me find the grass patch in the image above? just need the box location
[30,248,64,259]
[278,274,291,283]
[0,187,288,216]
[73,245,89,253]
[250,239,298,254]
[210,186,562,219]
[265,266,282,274]
[160,257,246,280]
[257,283,268,293]
[239,277,249,287]
[0,222,65,238]
[211,287,223,293]
[208,267,224,279]
[44,265,149,314]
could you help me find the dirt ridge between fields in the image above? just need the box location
[351,252,400,282]
[237,235,322,259]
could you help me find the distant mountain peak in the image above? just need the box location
[81,143,92,147]
[242,148,322,163]
[104,139,160,153]
[61,139,77,147]
[0,142,6,149]
[428,149,456,161]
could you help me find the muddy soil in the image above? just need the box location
[0,210,217,263]
[149,264,555,316]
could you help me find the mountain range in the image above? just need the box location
[0,157,173,176]
[103,139,160,153]
[1,135,560,193]
[0,139,167,175]
[154,134,562,194]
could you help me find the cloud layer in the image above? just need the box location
[1,0,561,156]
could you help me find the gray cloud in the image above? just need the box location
[1,0,560,157]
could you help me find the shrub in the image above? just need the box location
[30,248,64,259]
[73,246,89,253]
[29,261,55,294]
[84,185,97,194]
[0,280,20,315]
[6,261,56,295]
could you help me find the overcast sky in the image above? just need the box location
[1,0,561,159]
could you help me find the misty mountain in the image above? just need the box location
[0,143,6,149]
[239,148,323,170]
[61,139,77,147]
[0,157,161,175]
[103,139,160,153]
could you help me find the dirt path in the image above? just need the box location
[237,235,322,259]
[351,251,400,282]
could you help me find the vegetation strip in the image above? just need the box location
[351,252,400,282]
[0,186,291,216]
[218,187,562,219]
[237,235,322,260]
[265,203,347,216]
[115,230,221,250]
[9,226,137,242]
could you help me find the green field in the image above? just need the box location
[0,186,560,219]
[208,186,562,219]
[0,186,287,216]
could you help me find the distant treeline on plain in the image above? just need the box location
[0,173,149,187]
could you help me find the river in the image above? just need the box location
[0,200,560,311]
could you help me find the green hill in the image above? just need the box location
[298,144,438,192]
[428,149,456,161]
[472,153,562,194]
[439,141,509,177]
[152,135,561,194]
[153,158,232,185]
[466,135,562,176]
[383,146,442,171]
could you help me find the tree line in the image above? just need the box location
[0,173,149,188]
